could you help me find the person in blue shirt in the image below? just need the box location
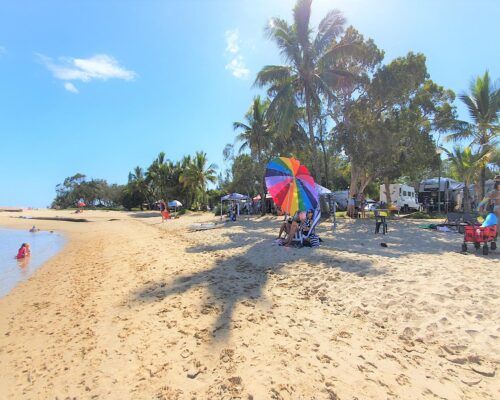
[481,205,498,228]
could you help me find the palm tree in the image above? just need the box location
[442,145,492,212]
[146,152,172,200]
[233,96,271,160]
[255,0,355,179]
[233,96,272,204]
[447,71,499,198]
[127,166,150,210]
[180,152,217,209]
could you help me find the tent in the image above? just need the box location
[221,193,249,201]
[315,183,332,196]
[220,193,250,220]
[168,200,182,215]
[168,200,182,208]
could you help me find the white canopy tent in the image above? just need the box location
[220,193,250,220]
[168,200,182,215]
[315,183,332,196]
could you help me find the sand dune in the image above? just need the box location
[0,209,498,399]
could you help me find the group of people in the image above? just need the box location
[277,209,315,246]
[15,225,41,259]
[347,193,371,218]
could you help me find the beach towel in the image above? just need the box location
[419,224,437,230]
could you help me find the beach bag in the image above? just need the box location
[309,234,320,247]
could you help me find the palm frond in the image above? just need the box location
[233,121,251,131]
[314,9,345,56]
[267,80,299,135]
[293,0,312,50]
[459,93,480,124]
[265,18,301,65]
[254,65,292,87]
[318,41,360,68]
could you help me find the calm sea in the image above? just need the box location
[0,227,66,298]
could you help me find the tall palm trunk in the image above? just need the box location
[463,183,471,212]
[305,89,321,180]
[479,165,486,201]
[318,120,329,187]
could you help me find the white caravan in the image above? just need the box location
[379,184,421,212]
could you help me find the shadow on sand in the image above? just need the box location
[131,217,383,342]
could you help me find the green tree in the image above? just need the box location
[180,151,218,209]
[338,53,456,202]
[443,145,492,211]
[126,166,150,210]
[226,154,260,196]
[233,96,272,205]
[146,152,171,201]
[255,0,355,180]
[447,71,499,199]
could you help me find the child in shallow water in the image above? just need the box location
[16,243,31,259]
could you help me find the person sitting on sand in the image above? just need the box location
[16,243,31,259]
[300,209,315,235]
[281,211,306,246]
[278,211,300,239]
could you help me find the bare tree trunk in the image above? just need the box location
[463,184,471,212]
[305,90,321,181]
[261,175,267,216]
[348,164,360,218]
[359,174,373,195]
[479,165,486,201]
[320,140,329,188]
[384,177,392,205]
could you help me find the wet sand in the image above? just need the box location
[0,209,498,399]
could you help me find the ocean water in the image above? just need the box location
[0,227,66,298]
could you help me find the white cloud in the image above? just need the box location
[64,82,79,93]
[224,29,249,79]
[225,56,250,79]
[225,30,240,54]
[37,53,136,91]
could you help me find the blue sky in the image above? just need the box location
[0,0,498,207]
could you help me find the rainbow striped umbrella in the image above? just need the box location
[265,157,318,215]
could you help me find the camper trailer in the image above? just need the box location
[380,184,420,212]
[418,178,463,212]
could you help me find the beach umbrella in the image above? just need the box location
[168,200,182,208]
[168,200,182,215]
[265,157,318,215]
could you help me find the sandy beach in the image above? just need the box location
[0,209,498,399]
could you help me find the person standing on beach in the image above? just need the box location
[159,200,170,221]
[359,193,366,219]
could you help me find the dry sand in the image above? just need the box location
[0,209,498,399]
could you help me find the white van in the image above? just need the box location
[380,184,421,212]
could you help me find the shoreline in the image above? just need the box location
[0,209,498,399]
[0,225,66,299]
